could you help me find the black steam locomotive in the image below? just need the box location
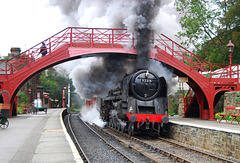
[100,69,168,136]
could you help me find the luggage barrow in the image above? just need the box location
[33,107,47,114]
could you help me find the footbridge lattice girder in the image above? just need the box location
[0,27,239,119]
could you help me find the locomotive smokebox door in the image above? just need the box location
[130,70,160,101]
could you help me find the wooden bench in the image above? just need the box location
[218,107,240,124]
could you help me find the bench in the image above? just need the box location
[218,107,240,124]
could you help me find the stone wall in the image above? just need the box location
[224,91,240,107]
[224,91,240,114]
[168,123,240,161]
[178,94,184,116]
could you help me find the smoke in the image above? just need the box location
[49,0,181,68]
[133,0,161,69]
[49,0,82,26]
[69,56,135,100]
[149,60,178,95]
[80,104,106,128]
[51,0,180,99]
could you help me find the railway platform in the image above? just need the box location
[0,108,82,163]
[169,115,240,134]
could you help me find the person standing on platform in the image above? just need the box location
[40,42,47,57]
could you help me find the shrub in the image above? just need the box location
[215,112,240,122]
[17,106,23,114]
[169,98,179,116]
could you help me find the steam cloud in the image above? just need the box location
[51,0,162,69]
[80,104,106,127]
[52,0,179,99]
[69,56,135,99]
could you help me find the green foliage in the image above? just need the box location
[175,0,220,50]
[175,0,240,65]
[39,67,77,108]
[2,56,8,60]
[235,93,240,102]
[68,107,80,113]
[17,106,23,114]
[169,98,179,116]
[17,91,28,106]
[215,112,240,122]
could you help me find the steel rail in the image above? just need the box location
[67,114,90,163]
[111,126,192,162]
[93,124,190,163]
[107,124,236,163]
[158,137,236,163]
[78,115,136,163]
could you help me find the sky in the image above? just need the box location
[0,0,181,57]
[0,0,63,57]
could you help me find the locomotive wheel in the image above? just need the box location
[128,124,134,136]
[117,122,121,131]
[109,119,113,127]
[112,119,116,129]
[121,125,125,132]
[111,119,114,128]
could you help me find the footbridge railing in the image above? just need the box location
[154,34,239,79]
[0,27,132,75]
[0,27,238,80]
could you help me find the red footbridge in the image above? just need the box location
[0,27,239,120]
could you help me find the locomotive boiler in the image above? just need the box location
[100,69,169,136]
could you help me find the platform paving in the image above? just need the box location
[169,115,240,134]
[0,108,82,163]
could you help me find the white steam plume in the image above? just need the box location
[49,0,181,39]
[51,0,180,99]
[80,104,106,128]
[149,60,177,95]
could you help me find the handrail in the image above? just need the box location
[184,88,194,110]
[154,33,239,79]
[0,27,238,80]
[0,27,132,75]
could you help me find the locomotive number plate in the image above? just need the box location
[141,79,152,83]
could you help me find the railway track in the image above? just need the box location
[94,124,186,162]
[65,113,150,163]
[66,114,90,163]
[66,112,237,163]
[156,137,237,163]
[94,124,237,163]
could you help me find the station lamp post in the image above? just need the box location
[227,40,235,65]
[227,40,235,78]
[28,87,31,104]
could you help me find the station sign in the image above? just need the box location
[178,77,188,83]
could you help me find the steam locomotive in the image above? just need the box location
[100,69,168,136]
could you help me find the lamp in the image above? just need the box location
[28,87,32,104]
[227,40,235,65]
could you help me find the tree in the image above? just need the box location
[174,0,240,66]
[217,0,240,64]
[39,67,81,108]
[175,0,221,50]
[40,68,69,107]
